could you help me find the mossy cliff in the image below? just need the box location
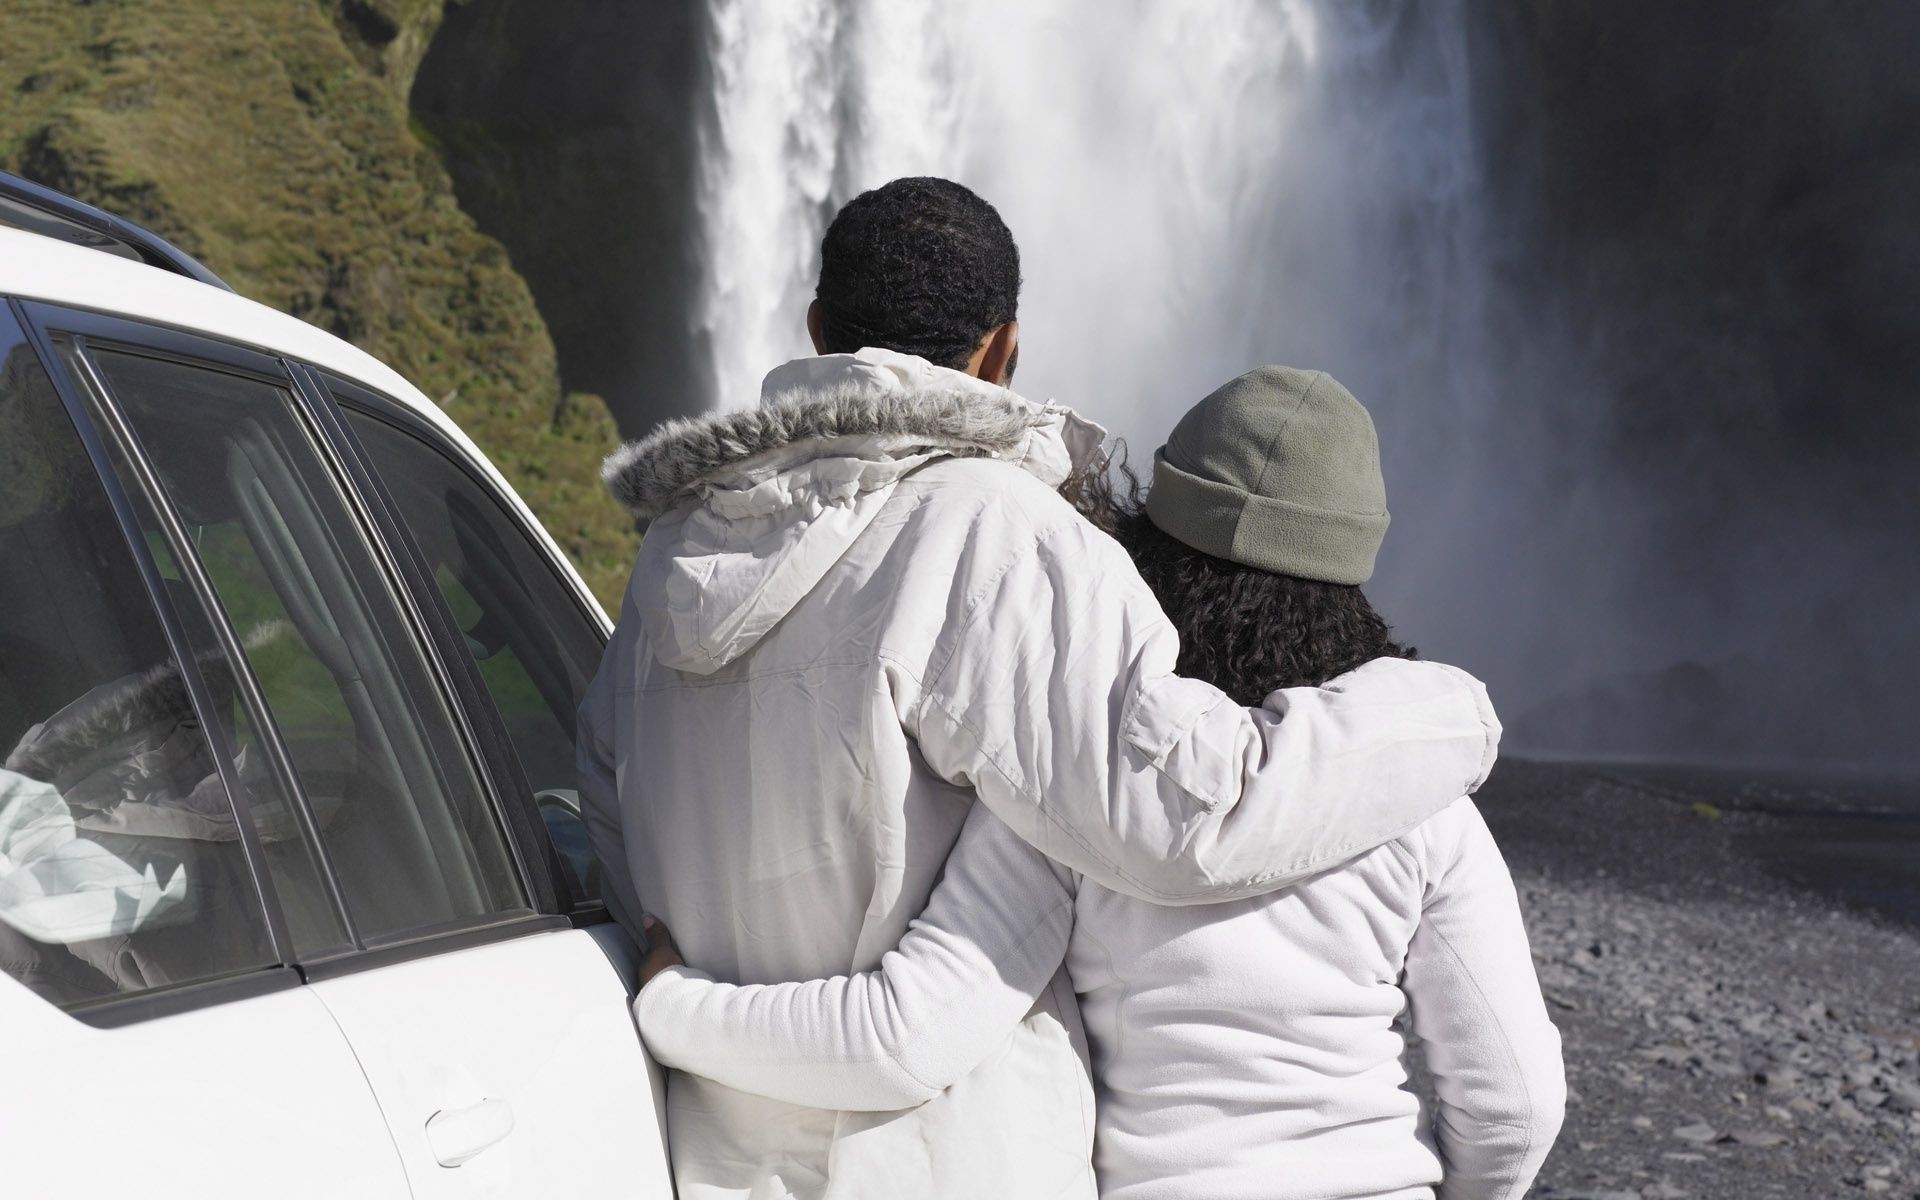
[0,0,638,610]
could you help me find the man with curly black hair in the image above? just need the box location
[809,176,1023,383]
[582,177,1506,1199]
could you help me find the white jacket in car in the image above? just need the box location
[578,349,1504,1200]
[639,795,1566,1200]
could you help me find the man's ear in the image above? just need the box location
[970,320,1019,386]
[807,300,829,355]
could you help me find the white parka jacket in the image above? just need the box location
[578,350,1503,1200]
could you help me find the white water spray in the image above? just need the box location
[690,1,1483,426]
[687,2,1593,709]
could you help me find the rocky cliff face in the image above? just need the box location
[0,0,637,609]
[413,0,710,437]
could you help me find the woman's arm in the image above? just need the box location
[634,803,1076,1111]
[1404,798,1566,1200]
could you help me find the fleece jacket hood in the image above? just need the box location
[601,348,1106,675]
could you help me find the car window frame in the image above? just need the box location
[313,371,615,925]
[10,299,571,1022]
[5,297,305,1025]
[286,365,574,927]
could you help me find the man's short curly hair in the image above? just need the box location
[815,177,1021,371]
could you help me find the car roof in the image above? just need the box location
[0,225,612,627]
[1,225,440,415]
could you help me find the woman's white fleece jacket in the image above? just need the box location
[581,348,1506,1200]
[639,795,1567,1200]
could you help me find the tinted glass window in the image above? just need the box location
[345,406,607,907]
[86,349,527,943]
[87,439,351,960]
[0,333,276,1008]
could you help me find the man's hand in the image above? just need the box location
[639,914,684,985]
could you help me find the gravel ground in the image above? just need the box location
[1467,760,1920,1200]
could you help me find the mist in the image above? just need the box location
[416,0,1920,771]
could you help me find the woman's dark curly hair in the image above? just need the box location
[1064,447,1414,704]
[816,177,1020,371]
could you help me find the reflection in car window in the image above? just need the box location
[86,350,528,943]
[344,407,607,908]
[0,337,276,1009]
[101,457,351,961]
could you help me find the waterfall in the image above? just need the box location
[692,0,964,410]
[689,1,1489,427]
[686,0,1502,669]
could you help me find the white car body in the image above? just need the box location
[0,221,675,1197]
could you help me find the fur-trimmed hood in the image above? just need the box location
[605,349,1106,674]
[603,349,1105,520]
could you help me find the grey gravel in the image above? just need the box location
[1460,761,1920,1200]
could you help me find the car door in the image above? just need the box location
[0,302,409,1198]
[27,304,673,1198]
[305,374,676,1198]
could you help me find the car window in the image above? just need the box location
[90,441,352,961]
[343,405,608,908]
[81,348,529,944]
[0,333,278,1009]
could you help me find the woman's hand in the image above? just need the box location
[639,913,684,985]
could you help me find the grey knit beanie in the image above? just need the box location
[1145,366,1389,585]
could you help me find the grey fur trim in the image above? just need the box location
[5,657,220,791]
[603,384,1050,518]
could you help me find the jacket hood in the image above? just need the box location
[604,349,1103,520]
[606,349,1106,674]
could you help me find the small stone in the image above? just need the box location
[1884,1077,1920,1112]
[1863,1180,1889,1194]
[1671,1122,1718,1145]
[1631,1115,1654,1129]
[1757,1065,1805,1091]
[1730,1128,1786,1147]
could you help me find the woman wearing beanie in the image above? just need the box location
[634,368,1565,1200]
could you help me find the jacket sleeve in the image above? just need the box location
[577,626,647,939]
[1403,799,1565,1200]
[908,516,1502,904]
[633,803,1076,1111]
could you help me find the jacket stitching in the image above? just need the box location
[1420,906,1541,1152]
[921,685,1177,902]
[912,513,1073,733]
[623,655,879,695]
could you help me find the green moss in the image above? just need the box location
[0,0,637,614]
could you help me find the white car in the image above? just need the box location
[0,173,675,1197]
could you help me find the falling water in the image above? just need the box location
[693,0,965,410]
[688,0,1504,668]
[689,0,1503,653]
[680,0,1920,770]
[690,1,1486,419]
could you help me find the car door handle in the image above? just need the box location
[425,1098,515,1167]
